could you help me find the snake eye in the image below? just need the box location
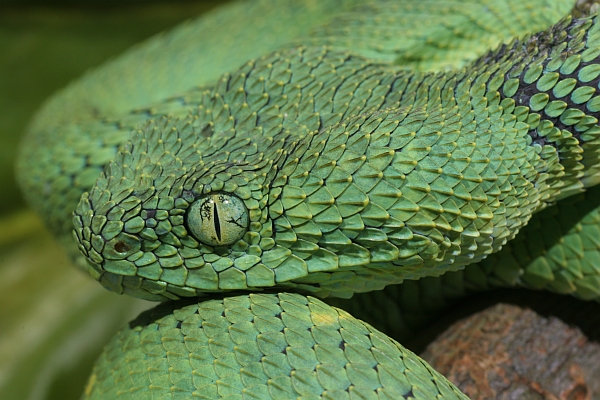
[186,193,249,246]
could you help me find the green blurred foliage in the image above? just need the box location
[0,0,227,215]
[0,2,226,399]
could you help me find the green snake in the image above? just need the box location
[16,0,600,397]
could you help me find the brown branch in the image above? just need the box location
[421,304,600,400]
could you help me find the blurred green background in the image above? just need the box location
[0,1,227,399]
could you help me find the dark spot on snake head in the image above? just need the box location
[114,241,130,253]
[201,124,214,138]
[145,209,156,219]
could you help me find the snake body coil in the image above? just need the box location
[17,0,600,398]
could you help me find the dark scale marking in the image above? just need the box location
[145,209,156,219]
[514,81,538,107]
[527,127,551,147]
[201,123,214,138]
[529,53,600,142]
[497,20,600,149]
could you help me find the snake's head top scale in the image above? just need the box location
[72,114,291,301]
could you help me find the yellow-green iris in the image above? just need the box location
[186,193,248,246]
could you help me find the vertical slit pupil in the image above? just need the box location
[213,200,221,242]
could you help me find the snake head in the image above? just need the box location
[72,116,287,301]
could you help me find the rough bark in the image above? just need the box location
[421,303,600,400]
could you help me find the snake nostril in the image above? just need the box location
[104,233,141,260]
[114,241,129,253]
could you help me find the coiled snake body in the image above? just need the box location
[17,0,600,398]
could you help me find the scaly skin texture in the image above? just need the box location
[330,184,600,341]
[84,293,467,399]
[15,0,600,398]
[70,11,600,301]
